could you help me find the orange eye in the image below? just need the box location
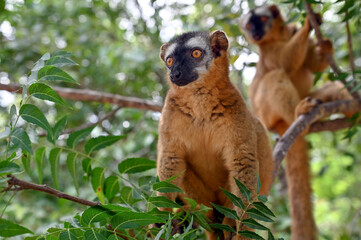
[166,57,174,66]
[246,23,251,30]
[261,16,268,22]
[192,49,202,58]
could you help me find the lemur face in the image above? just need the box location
[241,5,279,42]
[160,32,214,87]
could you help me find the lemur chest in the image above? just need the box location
[172,88,228,123]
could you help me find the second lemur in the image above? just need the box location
[240,5,354,240]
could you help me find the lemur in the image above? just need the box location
[157,31,274,239]
[240,5,353,239]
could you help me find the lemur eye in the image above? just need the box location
[166,57,174,66]
[246,23,251,30]
[261,16,268,22]
[192,49,202,58]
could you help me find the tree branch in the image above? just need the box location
[5,175,100,207]
[272,98,361,180]
[0,83,163,112]
[345,10,356,78]
[305,2,360,99]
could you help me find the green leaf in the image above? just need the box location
[91,167,105,192]
[110,212,165,229]
[192,211,212,231]
[0,161,21,177]
[153,181,184,193]
[50,116,68,143]
[221,188,245,209]
[258,195,268,203]
[253,202,276,217]
[238,230,265,240]
[242,218,268,230]
[246,208,274,222]
[184,197,197,210]
[209,223,236,233]
[35,147,46,184]
[67,127,95,149]
[10,104,17,120]
[82,206,115,225]
[0,218,33,237]
[66,152,79,194]
[118,158,156,174]
[19,104,53,139]
[21,152,32,178]
[268,230,275,240]
[234,177,252,202]
[85,135,124,155]
[46,56,78,68]
[11,127,33,154]
[82,158,92,175]
[6,152,16,161]
[210,203,239,220]
[148,196,181,208]
[84,229,107,240]
[146,208,170,220]
[59,230,77,240]
[53,51,74,58]
[49,148,61,189]
[104,176,119,200]
[29,83,70,107]
[38,65,78,85]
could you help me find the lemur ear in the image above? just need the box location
[160,43,169,61]
[209,30,229,57]
[269,4,279,18]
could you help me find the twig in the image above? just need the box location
[272,98,361,180]
[0,83,163,112]
[5,175,100,207]
[345,11,356,78]
[305,2,360,99]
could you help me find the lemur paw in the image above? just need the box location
[316,39,333,55]
[295,97,322,117]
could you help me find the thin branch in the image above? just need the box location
[0,83,163,112]
[305,2,360,99]
[345,11,356,78]
[272,99,361,180]
[5,175,100,207]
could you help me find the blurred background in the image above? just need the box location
[1,0,361,239]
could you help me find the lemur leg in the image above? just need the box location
[310,81,353,102]
[157,139,187,212]
[254,70,300,128]
[222,133,259,240]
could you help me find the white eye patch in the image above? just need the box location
[254,6,272,17]
[185,37,207,49]
[164,43,178,60]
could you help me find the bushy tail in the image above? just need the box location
[285,136,317,240]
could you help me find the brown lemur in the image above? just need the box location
[240,5,354,240]
[157,30,274,239]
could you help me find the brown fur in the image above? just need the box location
[241,5,353,239]
[157,31,274,239]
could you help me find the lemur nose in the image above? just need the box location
[174,71,181,79]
